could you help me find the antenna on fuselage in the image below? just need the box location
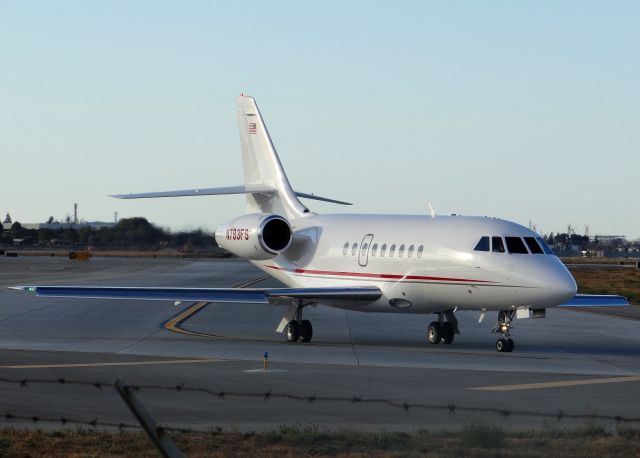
[428,203,436,218]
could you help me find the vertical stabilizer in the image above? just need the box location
[237,94,308,219]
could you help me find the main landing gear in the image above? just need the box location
[426,311,458,345]
[284,306,313,343]
[493,310,515,353]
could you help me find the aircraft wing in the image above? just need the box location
[559,294,629,307]
[10,285,381,305]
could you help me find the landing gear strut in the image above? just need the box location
[427,311,458,345]
[284,306,313,343]
[493,310,515,353]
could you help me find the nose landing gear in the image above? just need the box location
[493,310,515,352]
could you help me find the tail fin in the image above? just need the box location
[237,94,309,219]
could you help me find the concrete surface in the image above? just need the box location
[0,256,638,431]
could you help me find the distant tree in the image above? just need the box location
[173,229,217,250]
[112,217,167,249]
[10,222,24,239]
[46,216,55,224]
[0,231,12,246]
[60,228,79,245]
[38,228,56,245]
[78,226,93,246]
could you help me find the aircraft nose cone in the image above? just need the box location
[513,257,577,307]
[548,263,577,304]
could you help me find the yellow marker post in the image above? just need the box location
[263,352,269,370]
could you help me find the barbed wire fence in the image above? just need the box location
[1,376,639,457]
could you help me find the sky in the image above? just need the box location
[1,1,638,238]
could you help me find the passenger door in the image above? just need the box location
[358,234,374,267]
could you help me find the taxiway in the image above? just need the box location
[0,256,638,431]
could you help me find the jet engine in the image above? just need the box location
[215,213,292,260]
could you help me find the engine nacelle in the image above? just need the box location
[215,213,292,261]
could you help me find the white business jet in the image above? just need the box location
[13,95,628,352]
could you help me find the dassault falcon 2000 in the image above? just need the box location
[14,94,628,352]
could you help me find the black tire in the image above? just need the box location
[496,338,507,352]
[299,320,313,343]
[427,321,441,344]
[285,320,300,343]
[441,322,454,344]
[507,338,515,352]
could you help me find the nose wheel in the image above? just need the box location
[496,337,514,352]
[493,310,515,352]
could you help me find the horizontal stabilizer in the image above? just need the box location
[559,294,629,307]
[111,186,351,205]
[111,185,275,199]
[295,192,352,206]
[10,285,381,304]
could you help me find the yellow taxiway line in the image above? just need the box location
[469,375,640,391]
[1,358,220,369]
[163,275,271,340]
[164,301,212,337]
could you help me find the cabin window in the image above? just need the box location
[380,244,387,257]
[362,243,368,252]
[371,243,378,256]
[505,237,529,254]
[474,236,490,252]
[524,237,544,254]
[351,243,358,256]
[417,245,424,258]
[537,237,554,255]
[408,245,415,258]
[398,244,405,258]
[343,242,349,256]
[492,236,505,253]
[389,244,397,257]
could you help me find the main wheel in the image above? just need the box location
[427,322,441,344]
[496,338,508,352]
[299,320,313,343]
[285,320,300,343]
[507,338,515,352]
[440,322,454,344]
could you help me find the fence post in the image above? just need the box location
[114,378,184,458]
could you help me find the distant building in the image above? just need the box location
[19,223,41,230]
[39,221,116,230]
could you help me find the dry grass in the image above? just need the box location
[561,257,638,266]
[569,267,640,305]
[1,426,639,457]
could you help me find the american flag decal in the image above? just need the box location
[248,122,257,134]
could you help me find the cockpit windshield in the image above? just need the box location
[474,235,554,255]
[537,237,554,254]
[505,237,528,254]
[474,236,490,252]
[524,237,544,254]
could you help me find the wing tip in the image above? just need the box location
[9,286,34,292]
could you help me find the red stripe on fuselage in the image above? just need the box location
[266,265,494,283]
